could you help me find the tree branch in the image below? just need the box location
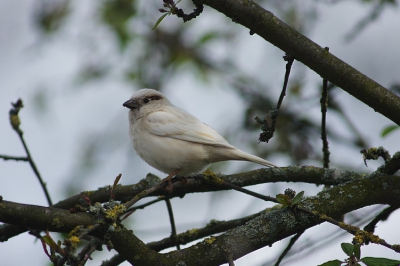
[9,99,53,206]
[0,200,97,232]
[0,165,390,242]
[108,175,400,265]
[1,173,399,265]
[48,167,367,211]
[0,155,28,161]
[201,0,400,125]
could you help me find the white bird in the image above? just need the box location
[123,89,276,184]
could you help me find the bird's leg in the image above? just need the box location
[162,169,181,192]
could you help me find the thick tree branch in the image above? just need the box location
[1,165,393,242]
[45,167,366,211]
[0,200,97,232]
[1,169,356,213]
[201,0,400,125]
[147,207,272,251]
[74,167,362,207]
[1,172,399,265]
[0,167,368,241]
[109,175,400,265]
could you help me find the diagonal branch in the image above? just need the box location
[201,0,400,125]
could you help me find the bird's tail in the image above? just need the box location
[232,149,277,168]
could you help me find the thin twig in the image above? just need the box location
[320,65,330,169]
[125,197,165,213]
[262,206,387,266]
[0,155,29,161]
[18,133,53,206]
[221,181,278,203]
[298,206,400,253]
[256,54,294,143]
[165,197,180,250]
[124,180,168,210]
[9,99,53,206]
[77,237,104,263]
[176,0,203,22]
[277,54,294,109]
[274,231,304,266]
[364,205,399,234]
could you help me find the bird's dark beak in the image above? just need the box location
[123,99,139,110]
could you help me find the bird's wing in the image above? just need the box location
[145,108,234,148]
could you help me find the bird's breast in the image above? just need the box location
[131,128,210,175]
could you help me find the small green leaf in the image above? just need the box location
[361,257,400,266]
[354,243,361,260]
[318,259,343,266]
[292,191,304,205]
[381,125,399,137]
[152,13,169,30]
[341,242,354,256]
[276,194,291,206]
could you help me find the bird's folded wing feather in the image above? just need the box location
[146,109,234,148]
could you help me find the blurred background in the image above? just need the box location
[1,0,400,265]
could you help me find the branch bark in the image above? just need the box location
[0,166,391,242]
[201,0,400,125]
[0,200,97,233]
[1,170,399,265]
[110,174,400,265]
[33,167,366,211]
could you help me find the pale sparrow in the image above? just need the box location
[123,89,276,183]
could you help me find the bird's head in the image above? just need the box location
[123,89,170,119]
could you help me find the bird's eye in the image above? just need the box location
[143,98,150,104]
